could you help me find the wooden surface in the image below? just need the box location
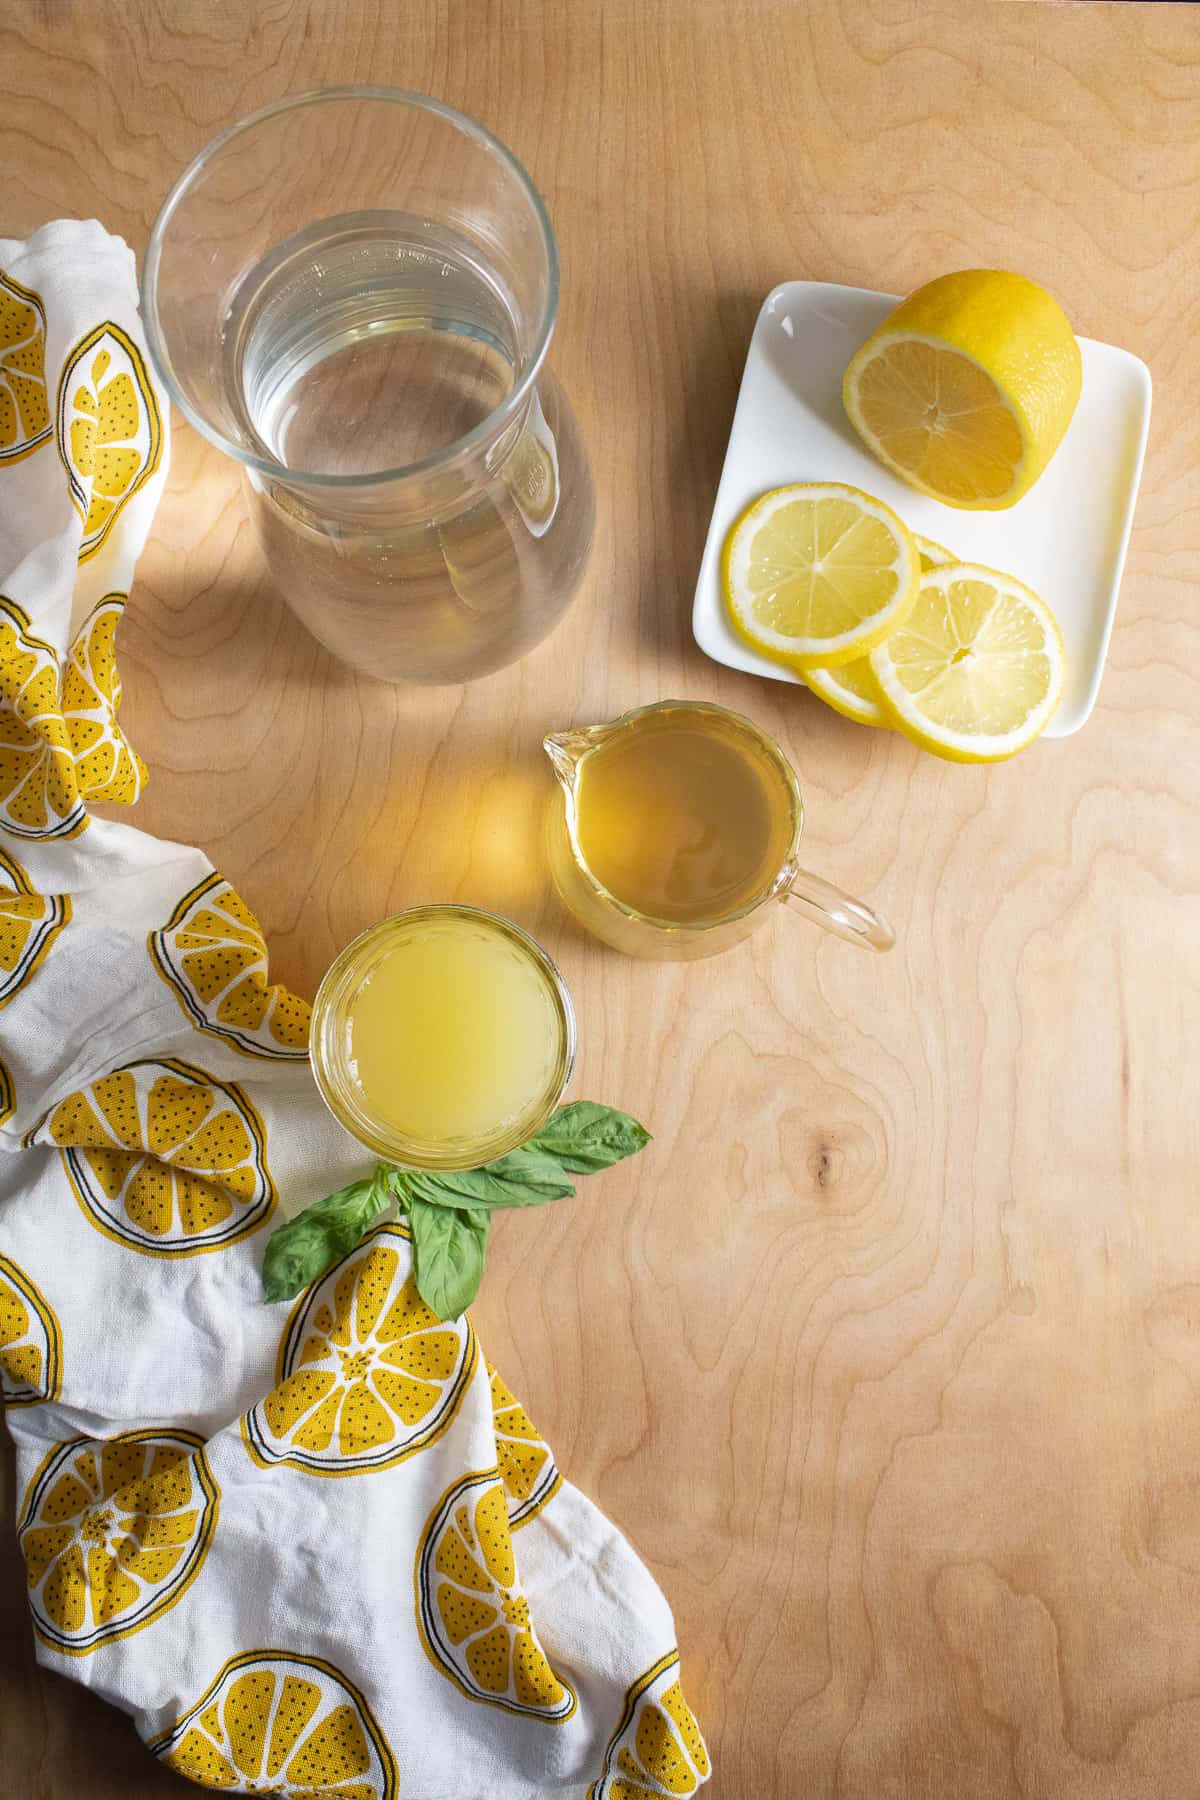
[3,2,1200,1795]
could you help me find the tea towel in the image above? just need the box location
[0,220,710,1800]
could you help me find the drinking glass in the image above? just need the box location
[310,905,576,1169]
[142,88,594,684]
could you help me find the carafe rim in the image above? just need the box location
[141,85,560,492]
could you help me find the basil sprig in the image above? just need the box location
[261,1102,650,1320]
[403,1201,490,1324]
[261,1174,392,1305]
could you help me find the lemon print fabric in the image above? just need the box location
[62,595,147,804]
[150,872,312,1061]
[504,425,557,527]
[588,1650,710,1799]
[0,271,52,466]
[0,1052,13,1124]
[0,1252,62,1407]
[416,1466,578,1722]
[0,593,145,840]
[0,595,87,839]
[151,1650,398,1798]
[18,1427,218,1657]
[45,1057,275,1256]
[244,1224,476,1477]
[56,321,163,562]
[0,844,70,1008]
[501,392,560,536]
[489,1363,561,1528]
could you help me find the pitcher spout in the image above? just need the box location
[543,729,592,790]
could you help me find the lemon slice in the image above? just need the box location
[869,563,1065,761]
[802,530,958,726]
[722,482,918,670]
[843,270,1081,511]
[801,655,888,729]
[915,534,955,569]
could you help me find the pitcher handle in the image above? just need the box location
[784,868,894,952]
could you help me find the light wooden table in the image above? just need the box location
[3,2,1199,1795]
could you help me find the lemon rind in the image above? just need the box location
[805,534,957,728]
[721,480,920,669]
[915,534,956,568]
[868,561,1066,762]
[801,663,891,729]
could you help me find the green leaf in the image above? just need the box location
[400,1148,575,1213]
[526,1101,651,1173]
[409,1198,490,1320]
[261,1171,393,1303]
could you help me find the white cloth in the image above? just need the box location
[0,220,710,1800]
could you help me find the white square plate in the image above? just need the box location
[692,281,1151,736]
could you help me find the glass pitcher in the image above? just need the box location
[142,87,594,685]
[545,699,895,960]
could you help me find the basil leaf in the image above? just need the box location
[401,1148,575,1212]
[261,1172,392,1303]
[526,1101,651,1173]
[409,1198,490,1320]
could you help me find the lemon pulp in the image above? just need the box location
[346,914,562,1145]
[869,564,1065,761]
[722,481,918,669]
[843,269,1082,511]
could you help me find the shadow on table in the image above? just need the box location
[636,288,763,674]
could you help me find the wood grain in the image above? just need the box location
[3,1,1200,1794]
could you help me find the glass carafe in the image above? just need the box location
[143,87,594,684]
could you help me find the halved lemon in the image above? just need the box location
[844,270,1081,510]
[869,563,1065,761]
[722,481,919,670]
[802,530,957,726]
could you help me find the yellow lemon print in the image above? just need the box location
[151,1649,398,1798]
[19,1427,218,1656]
[44,1057,275,1256]
[0,1053,12,1124]
[415,1466,578,1722]
[150,872,312,1062]
[0,596,86,840]
[56,321,162,562]
[0,595,145,840]
[0,1252,63,1406]
[61,595,147,805]
[588,1650,710,1799]
[0,844,70,1010]
[0,270,52,466]
[501,392,560,536]
[243,1223,476,1478]
[489,1363,561,1528]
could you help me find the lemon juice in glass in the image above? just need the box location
[311,906,575,1169]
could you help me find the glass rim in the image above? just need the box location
[140,84,561,490]
[310,902,577,1170]
[552,698,805,935]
